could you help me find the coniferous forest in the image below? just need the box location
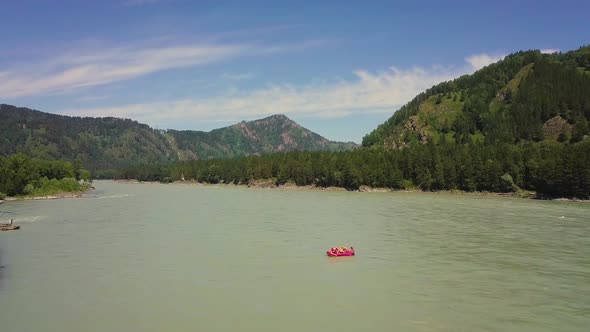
[116,140,590,199]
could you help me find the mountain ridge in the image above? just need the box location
[166,113,356,160]
[0,104,357,174]
[363,46,590,148]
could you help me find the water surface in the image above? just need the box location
[1,181,589,331]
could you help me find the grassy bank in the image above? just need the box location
[2,177,93,201]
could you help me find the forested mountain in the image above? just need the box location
[0,105,177,175]
[118,46,590,199]
[362,46,590,147]
[0,105,356,174]
[167,114,357,160]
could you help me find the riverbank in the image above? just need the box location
[114,179,588,202]
[116,179,347,192]
[1,186,94,203]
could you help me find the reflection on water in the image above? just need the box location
[0,181,589,332]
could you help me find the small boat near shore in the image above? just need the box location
[0,219,19,231]
[327,246,355,257]
[0,225,19,231]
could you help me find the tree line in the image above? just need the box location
[0,154,92,198]
[117,139,590,199]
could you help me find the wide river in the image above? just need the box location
[1,181,589,331]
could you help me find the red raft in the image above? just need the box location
[327,246,355,257]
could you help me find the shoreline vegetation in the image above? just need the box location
[0,188,92,203]
[0,154,93,205]
[114,141,590,201]
[112,179,590,203]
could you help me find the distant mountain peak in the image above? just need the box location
[187,112,356,157]
[234,114,293,126]
[265,114,290,120]
[251,114,297,125]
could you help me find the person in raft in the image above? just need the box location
[339,246,348,253]
[331,247,339,254]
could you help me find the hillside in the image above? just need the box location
[363,46,590,148]
[0,105,178,174]
[0,105,356,174]
[167,114,357,160]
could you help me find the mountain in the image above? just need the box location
[362,46,590,148]
[0,105,357,174]
[167,114,357,160]
[0,105,177,174]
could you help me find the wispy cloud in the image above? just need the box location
[60,65,461,125]
[0,44,243,98]
[0,40,321,98]
[60,52,503,127]
[465,53,505,70]
[540,48,560,54]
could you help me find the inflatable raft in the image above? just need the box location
[326,246,355,257]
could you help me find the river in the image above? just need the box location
[1,181,589,331]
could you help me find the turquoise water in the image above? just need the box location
[1,181,589,331]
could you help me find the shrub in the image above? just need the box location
[401,179,415,190]
[23,184,35,195]
[32,177,82,196]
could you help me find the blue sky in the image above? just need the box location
[1,0,588,142]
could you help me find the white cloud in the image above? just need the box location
[0,40,319,98]
[540,48,560,54]
[60,65,460,125]
[60,52,504,126]
[465,53,505,70]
